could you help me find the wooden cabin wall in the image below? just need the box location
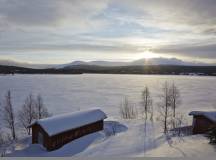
[32,124,50,149]
[46,120,104,151]
[192,115,215,134]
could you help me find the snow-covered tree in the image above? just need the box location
[141,86,153,121]
[157,81,172,134]
[18,94,36,135]
[2,91,16,140]
[34,94,50,119]
[170,82,181,128]
[0,121,4,148]
[0,131,5,157]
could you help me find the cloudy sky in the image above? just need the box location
[0,0,216,64]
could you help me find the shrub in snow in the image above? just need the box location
[119,97,137,119]
[0,132,9,157]
[207,126,216,144]
[0,133,4,147]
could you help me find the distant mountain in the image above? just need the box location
[1,63,216,76]
[56,60,128,68]
[130,58,210,66]
[1,58,215,70]
[0,59,55,69]
[58,57,214,69]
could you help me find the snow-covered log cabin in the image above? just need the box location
[189,111,216,134]
[28,109,107,151]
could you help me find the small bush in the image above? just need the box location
[207,126,216,144]
[119,97,137,119]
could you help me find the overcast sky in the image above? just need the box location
[0,0,216,64]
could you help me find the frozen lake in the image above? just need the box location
[0,74,216,119]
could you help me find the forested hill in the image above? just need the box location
[0,65,83,74]
[1,65,216,76]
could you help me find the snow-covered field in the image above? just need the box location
[6,120,216,157]
[1,74,216,157]
[0,74,216,117]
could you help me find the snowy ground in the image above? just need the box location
[5,119,216,157]
[1,74,216,157]
[0,74,216,118]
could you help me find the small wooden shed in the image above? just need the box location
[28,109,107,151]
[189,111,216,134]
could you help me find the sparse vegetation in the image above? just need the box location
[119,97,137,119]
[170,82,181,129]
[207,127,216,144]
[18,94,51,135]
[157,81,183,134]
[18,94,37,135]
[0,91,51,155]
[141,86,153,121]
[157,81,172,134]
[34,94,50,120]
[2,90,16,140]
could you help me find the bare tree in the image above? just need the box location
[157,81,172,134]
[175,114,186,136]
[18,94,36,135]
[34,94,50,119]
[141,86,153,121]
[0,122,4,148]
[2,91,16,140]
[0,129,10,157]
[170,82,181,129]
[119,97,137,119]
[0,131,5,157]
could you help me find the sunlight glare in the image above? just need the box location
[135,50,159,60]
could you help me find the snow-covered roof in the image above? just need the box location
[189,111,216,123]
[30,109,107,136]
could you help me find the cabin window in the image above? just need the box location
[38,132,44,145]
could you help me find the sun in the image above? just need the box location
[135,50,159,60]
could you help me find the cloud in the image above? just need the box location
[153,43,216,59]
[0,0,216,63]
[119,0,216,26]
[0,0,108,29]
[0,42,140,53]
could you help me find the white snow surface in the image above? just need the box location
[30,109,107,136]
[0,74,216,118]
[1,74,216,157]
[189,111,216,122]
[6,120,216,158]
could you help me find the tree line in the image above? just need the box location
[0,91,51,144]
[120,81,183,134]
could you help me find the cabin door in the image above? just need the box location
[38,132,44,145]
